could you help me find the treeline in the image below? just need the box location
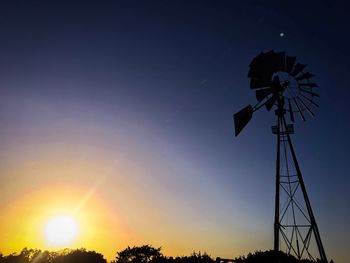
[0,248,105,263]
[0,245,332,263]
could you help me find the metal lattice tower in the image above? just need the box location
[233,50,328,262]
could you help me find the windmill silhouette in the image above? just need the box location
[233,50,328,262]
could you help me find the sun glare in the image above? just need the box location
[44,215,78,246]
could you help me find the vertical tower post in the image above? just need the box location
[274,97,283,252]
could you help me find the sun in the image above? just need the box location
[44,215,78,246]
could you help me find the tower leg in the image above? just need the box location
[274,115,281,252]
[281,116,328,263]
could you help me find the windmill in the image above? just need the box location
[233,50,328,262]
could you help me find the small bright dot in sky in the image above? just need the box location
[280,32,285,37]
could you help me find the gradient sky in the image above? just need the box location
[0,1,349,262]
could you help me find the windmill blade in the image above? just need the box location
[288,99,295,123]
[248,52,270,80]
[269,51,285,72]
[293,98,306,121]
[256,87,273,101]
[248,50,278,82]
[262,50,285,76]
[233,105,254,136]
[262,75,281,111]
[265,94,278,111]
[296,72,315,81]
[249,52,264,67]
[250,78,271,89]
[300,88,320,98]
[248,66,274,82]
[297,97,315,117]
[291,63,307,76]
[299,93,320,108]
[285,56,296,73]
[299,82,319,88]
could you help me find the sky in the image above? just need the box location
[0,1,349,262]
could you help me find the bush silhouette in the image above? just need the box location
[233,250,324,263]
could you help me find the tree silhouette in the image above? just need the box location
[0,248,106,263]
[51,249,106,263]
[0,248,47,263]
[114,245,163,263]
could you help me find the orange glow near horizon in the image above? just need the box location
[0,184,139,260]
